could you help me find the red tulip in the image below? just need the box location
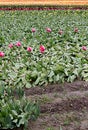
[27,47,32,52]
[46,27,51,33]
[0,51,5,57]
[40,45,45,53]
[82,46,87,51]
[15,41,21,47]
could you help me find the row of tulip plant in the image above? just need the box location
[0,10,88,87]
[0,26,87,58]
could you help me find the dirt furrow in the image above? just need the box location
[26,81,88,130]
[25,81,88,96]
[28,111,88,130]
[40,97,88,113]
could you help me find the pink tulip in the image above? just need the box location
[27,47,32,52]
[15,41,21,47]
[74,28,78,33]
[46,27,52,33]
[82,46,87,51]
[32,28,36,33]
[0,51,5,57]
[40,45,45,53]
[8,43,14,48]
[58,30,63,35]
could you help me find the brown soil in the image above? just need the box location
[25,80,88,130]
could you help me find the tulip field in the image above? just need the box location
[0,10,88,88]
[0,8,88,130]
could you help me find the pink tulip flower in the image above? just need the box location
[27,47,32,52]
[82,46,87,51]
[58,30,63,35]
[46,27,52,33]
[32,28,36,33]
[8,43,14,48]
[40,45,45,53]
[74,28,78,33]
[0,51,5,57]
[15,41,21,47]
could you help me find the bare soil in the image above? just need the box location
[25,80,88,130]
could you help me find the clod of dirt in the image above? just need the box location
[80,120,88,130]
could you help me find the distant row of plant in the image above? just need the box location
[0,27,84,56]
[0,5,88,10]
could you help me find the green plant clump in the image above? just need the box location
[0,98,39,129]
[0,85,40,130]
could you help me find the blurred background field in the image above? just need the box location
[0,0,88,5]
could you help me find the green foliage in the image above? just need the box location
[0,65,40,129]
[0,10,88,88]
[0,81,40,129]
[0,97,40,129]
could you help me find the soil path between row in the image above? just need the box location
[25,80,88,130]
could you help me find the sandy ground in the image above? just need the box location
[0,0,88,5]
